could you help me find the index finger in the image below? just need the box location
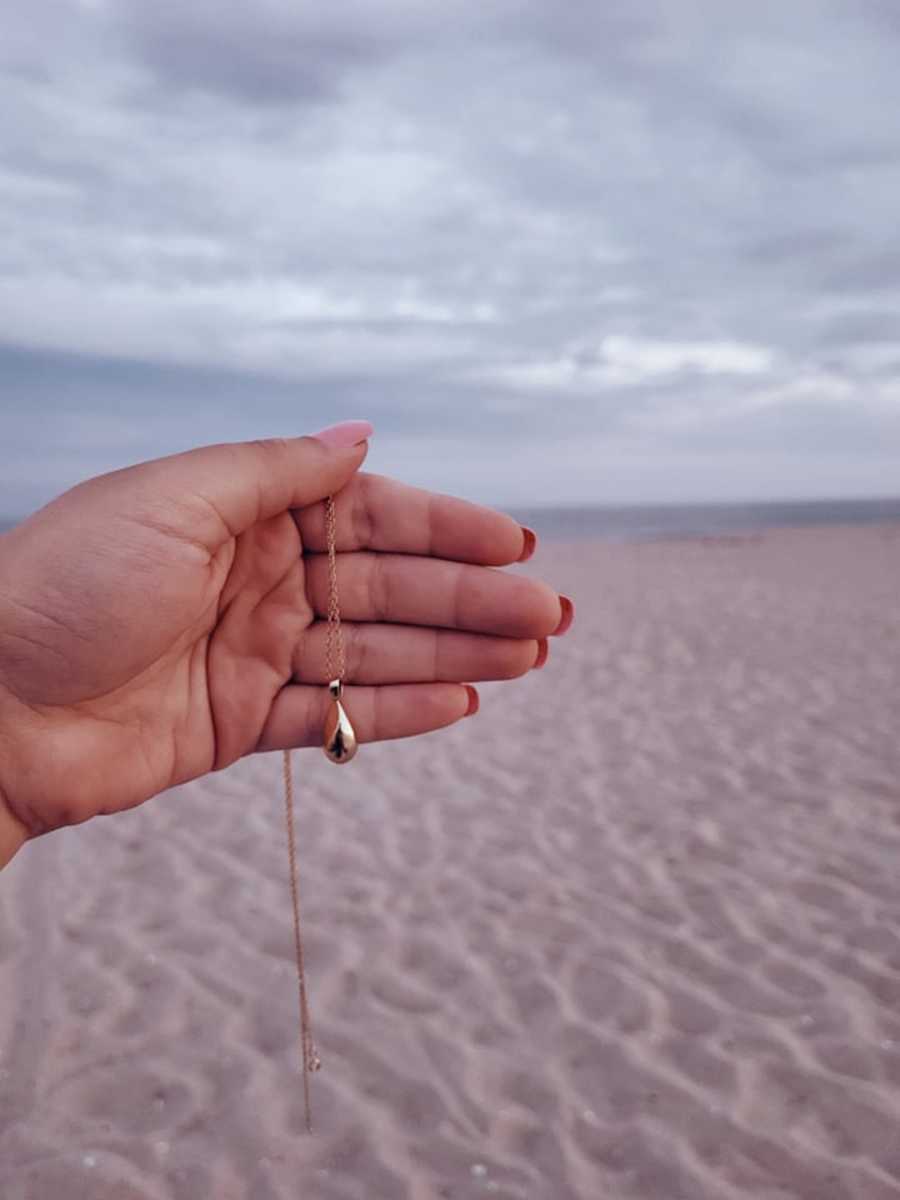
[293,472,534,566]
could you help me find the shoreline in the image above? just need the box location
[5,494,900,545]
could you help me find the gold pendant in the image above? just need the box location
[323,679,357,764]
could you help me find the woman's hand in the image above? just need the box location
[0,423,570,864]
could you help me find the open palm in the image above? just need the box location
[0,429,567,854]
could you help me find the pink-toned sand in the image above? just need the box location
[3,522,900,1199]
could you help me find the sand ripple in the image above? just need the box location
[3,523,900,1197]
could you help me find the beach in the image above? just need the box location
[2,520,900,1199]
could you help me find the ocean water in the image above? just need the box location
[509,496,900,542]
[3,497,900,543]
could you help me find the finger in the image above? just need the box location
[120,423,372,548]
[304,551,562,638]
[294,472,533,565]
[258,682,477,751]
[293,622,543,684]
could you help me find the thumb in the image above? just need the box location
[136,420,373,544]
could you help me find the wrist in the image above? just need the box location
[0,785,28,868]
[0,686,30,868]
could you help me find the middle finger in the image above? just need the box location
[304,551,562,638]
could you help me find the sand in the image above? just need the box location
[2,522,900,1199]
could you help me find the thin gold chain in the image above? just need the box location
[281,494,342,1133]
[324,493,345,683]
[282,748,319,1132]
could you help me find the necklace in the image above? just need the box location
[282,492,358,1133]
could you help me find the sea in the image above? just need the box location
[507,496,900,543]
[2,497,900,543]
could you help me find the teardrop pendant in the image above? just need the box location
[323,679,357,764]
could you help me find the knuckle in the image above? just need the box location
[248,436,291,461]
[368,553,389,622]
[352,474,376,550]
[346,623,367,682]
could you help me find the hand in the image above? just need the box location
[0,424,570,864]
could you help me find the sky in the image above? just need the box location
[2,0,900,515]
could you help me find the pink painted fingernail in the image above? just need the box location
[517,526,537,562]
[311,420,374,448]
[533,638,549,669]
[553,595,575,636]
[463,685,480,716]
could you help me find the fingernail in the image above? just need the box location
[553,595,574,636]
[517,526,537,562]
[533,638,549,669]
[463,685,479,716]
[311,420,374,449]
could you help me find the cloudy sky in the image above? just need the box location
[2,0,900,515]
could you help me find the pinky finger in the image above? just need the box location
[256,682,478,752]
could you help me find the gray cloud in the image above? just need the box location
[1,0,900,515]
[116,4,388,106]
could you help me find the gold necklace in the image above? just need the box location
[282,492,358,1133]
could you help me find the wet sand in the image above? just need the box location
[3,522,900,1199]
